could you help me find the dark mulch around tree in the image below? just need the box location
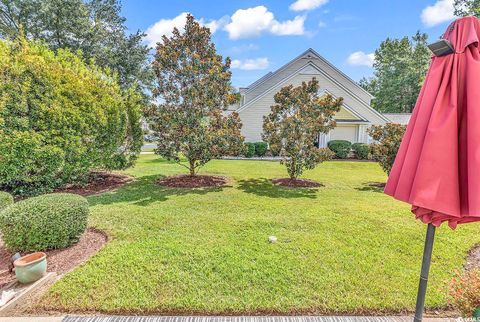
[55,171,133,196]
[272,178,323,188]
[0,228,107,289]
[157,175,228,188]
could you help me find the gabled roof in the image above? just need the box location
[247,72,273,89]
[243,48,374,103]
[383,113,412,125]
[236,54,390,124]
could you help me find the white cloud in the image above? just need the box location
[231,58,270,70]
[347,51,375,67]
[270,16,306,35]
[289,0,328,11]
[224,6,305,39]
[199,16,229,34]
[318,21,327,28]
[145,13,225,47]
[421,0,456,27]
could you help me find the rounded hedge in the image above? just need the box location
[327,140,352,159]
[0,191,13,211]
[0,193,89,252]
[352,143,370,160]
[244,143,256,158]
[254,142,268,157]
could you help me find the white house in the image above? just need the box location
[229,48,408,147]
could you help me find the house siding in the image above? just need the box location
[239,70,384,142]
[236,49,388,144]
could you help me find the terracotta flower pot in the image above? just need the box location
[13,252,47,284]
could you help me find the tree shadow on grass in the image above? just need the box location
[237,178,319,199]
[143,157,179,165]
[355,182,386,193]
[87,174,228,207]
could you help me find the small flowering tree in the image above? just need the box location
[263,78,342,180]
[368,123,406,175]
[150,14,244,176]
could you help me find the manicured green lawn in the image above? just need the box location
[39,155,480,314]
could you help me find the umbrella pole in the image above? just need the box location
[413,223,436,322]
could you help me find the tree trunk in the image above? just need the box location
[189,159,196,176]
[288,159,297,180]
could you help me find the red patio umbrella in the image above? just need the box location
[384,16,480,322]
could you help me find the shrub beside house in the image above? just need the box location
[0,38,143,197]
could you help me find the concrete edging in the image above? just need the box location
[0,272,57,316]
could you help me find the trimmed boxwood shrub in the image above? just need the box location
[0,193,89,252]
[0,191,13,211]
[352,143,370,160]
[245,143,256,158]
[254,142,268,157]
[327,140,352,159]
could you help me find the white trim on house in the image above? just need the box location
[320,88,367,121]
[357,124,369,144]
[318,132,331,148]
[305,48,375,100]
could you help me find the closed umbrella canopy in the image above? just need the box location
[385,16,480,229]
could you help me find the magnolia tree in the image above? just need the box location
[368,123,406,175]
[150,14,244,176]
[263,78,342,180]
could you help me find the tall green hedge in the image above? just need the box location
[0,193,89,252]
[0,38,143,196]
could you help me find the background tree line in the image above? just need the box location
[0,0,149,195]
[361,0,478,176]
[0,0,153,90]
[361,0,477,114]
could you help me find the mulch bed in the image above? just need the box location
[0,228,107,289]
[157,175,228,188]
[465,244,480,271]
[55,171,133,196]
[272,178,322,188]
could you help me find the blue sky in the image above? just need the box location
[121,0,457,88]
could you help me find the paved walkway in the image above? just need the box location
[0,316,458,322]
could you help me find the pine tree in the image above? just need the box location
[362,32,430,113]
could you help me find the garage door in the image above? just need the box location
[329,125,358,142]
